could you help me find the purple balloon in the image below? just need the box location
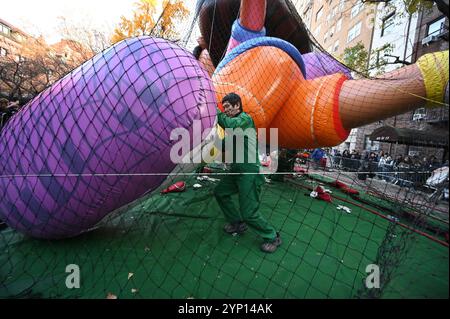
[0,37,217,239]
[303,52,353,79]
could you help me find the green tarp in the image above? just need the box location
[0,174,448,299]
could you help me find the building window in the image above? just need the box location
[15,34,24,42]
[347,21,362,43]
[364,136,380,151]
[303,0,313,12]
[381,11,396,37]
[0,23,11,36]
[427,16,446,36]
[315,24,322,37]
[304,7,311,27]
[304,6,310,16]
[336,18,342,32]
[15,55,25,62]
[333,40,339,52]
[0,47,7,57]
[351,2,364,19]
[316,6,323,22]
[339,0,345,12]
[328,26,335,40]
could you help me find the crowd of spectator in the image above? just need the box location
[330,148,447,189]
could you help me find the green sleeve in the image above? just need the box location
[217,108,253,129]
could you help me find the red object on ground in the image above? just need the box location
[315,186,332,202]
[202,167,213,174]
[316,186,325,193]
[332,180,359,195]
[161,181,186,194]
[318,193,332,202]
[296,179,448,248]
[319,158,327,168]
[331,180,347,188]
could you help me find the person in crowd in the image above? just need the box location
[0,98,18,129]
[311,148,325,169]
[342,149,351,170]
[367,152,378,178]
[332,149,342,168]
[350,149,361,171]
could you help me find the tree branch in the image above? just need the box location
[363,0,449,17]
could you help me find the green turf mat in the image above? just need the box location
[0,175,448,299]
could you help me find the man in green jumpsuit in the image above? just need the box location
[214,93,282,253]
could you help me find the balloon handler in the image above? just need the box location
[214,93,282,253]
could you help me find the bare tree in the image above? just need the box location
[0,17,112,103]
[56,16,111,58]
[0,37,79,103]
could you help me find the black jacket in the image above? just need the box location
[0,107,18,129]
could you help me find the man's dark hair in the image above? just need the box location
[193,46,203,60]
[222,93,242,112]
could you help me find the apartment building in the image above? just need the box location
[295,0,376,57]
[1,17,93,102]
[294,1,448,161]
[413,1,449,59]
[357,3,449,162]
[294,0,376,153]
[0,18,29,61]
[50,39,94,67]
[411,1,449,141]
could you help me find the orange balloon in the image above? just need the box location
[212,46,350,148]
[213,46,298,129]
[271,73,349,148]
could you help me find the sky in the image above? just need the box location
[1,0,198,44]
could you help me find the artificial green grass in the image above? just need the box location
[0,175,448,299]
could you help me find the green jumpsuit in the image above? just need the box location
[214,109,277,241]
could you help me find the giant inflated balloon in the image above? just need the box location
[196,0,312,67]
[0,37,217,239]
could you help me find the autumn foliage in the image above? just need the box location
[111,0,190,44]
